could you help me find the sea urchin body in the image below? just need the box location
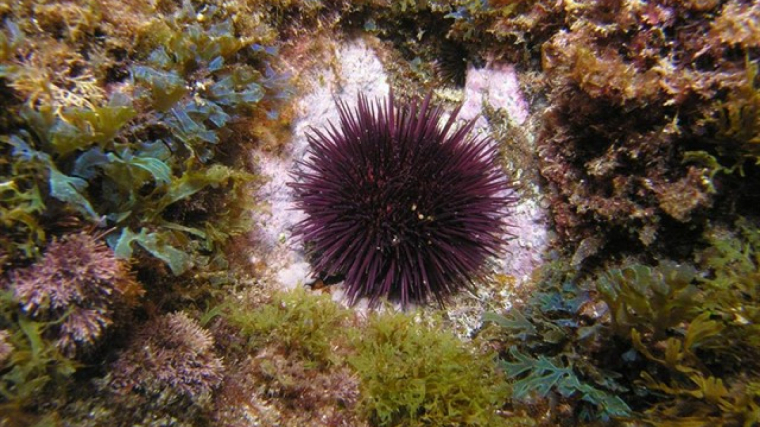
[291,92,513,306]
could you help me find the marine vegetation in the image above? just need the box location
[291,92,514,306]
[533,0,760,257]
[483,273,633,424]
[484,216,760,426]
[0,3,288,273]
[222,287,526,427]
[349,310,519,427]
[0,0,757,426]
[107,311,224,410]
[221,287,362,426]
[10,231,143,357]
[0,230,142,421]
[0,0,289,423]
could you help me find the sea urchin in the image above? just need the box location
[291,92,513,306]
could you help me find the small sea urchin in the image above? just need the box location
[291,92,513,306]
[436,40,470,87]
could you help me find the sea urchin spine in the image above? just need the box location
[291,91,514,306]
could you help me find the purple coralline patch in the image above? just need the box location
[9,232,142,356]
[107,311,224,405]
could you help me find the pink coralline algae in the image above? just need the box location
[459,63,530,127]
[107,311,224,406]
[10,232,142,356]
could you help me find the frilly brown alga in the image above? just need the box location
[534,0,759,258]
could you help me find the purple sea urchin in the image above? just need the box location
[291,92,514,306]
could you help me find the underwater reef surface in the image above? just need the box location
[0,0,758,426]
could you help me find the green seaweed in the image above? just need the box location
[5,133,97,221]
[617,220,760,426]
[224,288,525,426]
[597,261,700,341]
[0,1,287,271]
[0,147,46,261]
[131,66,187,112]
[0,290,77,408]
[483,277,633,423]
[350,310,511,427]
[485,217,760,425]
[21,96,137,158]
[501,346,631,420]
[0,1,290,422]
[227,287,351,367]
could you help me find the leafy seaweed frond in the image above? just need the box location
[502,346,632,421]
[597,261,699,341]
[0,290,77,406]
[6,133,97,221]
[716,58,760,162]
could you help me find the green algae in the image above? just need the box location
[225,288,525,426]
[350,310,515,427]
